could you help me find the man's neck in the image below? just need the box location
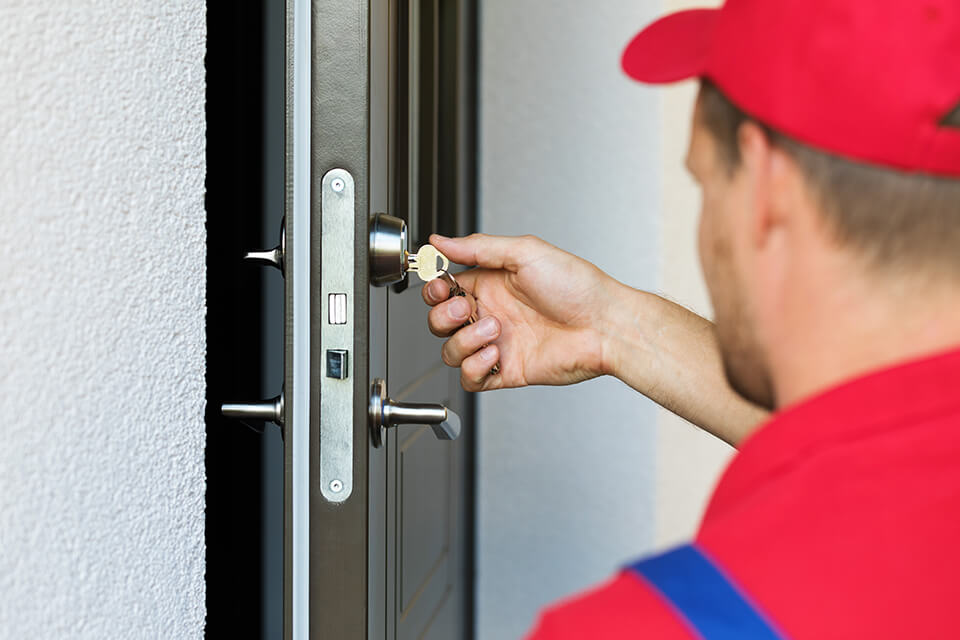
[769,274,960,410]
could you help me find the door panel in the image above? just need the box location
[391,367,462,640]
[388,284,448,393]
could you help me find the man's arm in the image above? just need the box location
[423,234,769,447]
[601,286,769,446]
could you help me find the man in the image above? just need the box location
[423,0,960,637]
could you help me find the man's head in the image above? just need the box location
[688,81,960,408]
[623,0,960,408]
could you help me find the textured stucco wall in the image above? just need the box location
[478,1,732,637]
[0,2,207,637]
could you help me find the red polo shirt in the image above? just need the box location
[528,346,960,639]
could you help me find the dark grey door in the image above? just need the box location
[282,0,476,637]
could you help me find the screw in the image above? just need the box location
[331,177,345,192]
[330,479,343,492]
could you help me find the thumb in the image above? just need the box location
[429,233,528,271]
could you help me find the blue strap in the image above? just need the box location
[628,544,786,640]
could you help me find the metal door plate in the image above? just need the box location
[319,168,355,502]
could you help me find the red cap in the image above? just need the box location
[622,0,960,177]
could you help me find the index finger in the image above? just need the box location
[429,233,534,271]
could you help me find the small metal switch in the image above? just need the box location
[326,349,349,379]
[328,293,347,324]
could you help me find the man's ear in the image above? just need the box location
[736,121,779,249]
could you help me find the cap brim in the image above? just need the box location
[621,8,718,84]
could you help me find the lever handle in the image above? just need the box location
[222,393,284,430]
[244,217,286,274]
[369,378,460,447]
[244,247,283,271]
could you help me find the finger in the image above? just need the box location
[440,316,501,367]
[420,270,482,306]
[427,296,475,337]
[460,344,500,392]
[421,278,449,306]
[430,233,539,271]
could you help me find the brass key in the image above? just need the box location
[408,244,500,376]
[406,244,450,282]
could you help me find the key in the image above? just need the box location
[406,244,450,282]
[408,244,501,376]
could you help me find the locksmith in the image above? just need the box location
[422,0,960,637]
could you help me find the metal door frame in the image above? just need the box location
[283,0,477,636]
[286,0,375,637]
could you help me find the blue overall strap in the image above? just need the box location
[627,543,786,640]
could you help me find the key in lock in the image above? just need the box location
[369,214,500,375]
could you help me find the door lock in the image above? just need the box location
[369,213,408,287]
[368,378,461,448]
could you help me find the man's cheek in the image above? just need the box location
[698,206,721,285]
[697,205,712,277]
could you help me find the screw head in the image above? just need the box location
[331,177,345,192]
[330,479,343,492]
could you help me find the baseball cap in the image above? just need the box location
[621,0,960,177]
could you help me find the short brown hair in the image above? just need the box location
[698,80,960,277]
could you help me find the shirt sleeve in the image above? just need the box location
[524,572,695,640]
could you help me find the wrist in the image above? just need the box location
[596,282,658,380]
[597,280,643,378]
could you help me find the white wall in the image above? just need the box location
[0,2,206,637]
[477,1,731,637]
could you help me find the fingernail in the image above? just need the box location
[449,297,470,320]
[425,281,440,303]
[479,345,497,362]
[477,316,498,338]
[432,233,450,241]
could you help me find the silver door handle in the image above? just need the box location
[221,392,284,430]
[244,217,286,273]
[369,378,460,447]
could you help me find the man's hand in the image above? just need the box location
[422,232,770,446]
[423,233,622,392]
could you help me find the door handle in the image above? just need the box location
[220,215,286,433]
[222,393,284,430]
[243,216,285,273]
[369,378,460,448]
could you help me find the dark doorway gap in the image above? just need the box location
[206,1,284,637]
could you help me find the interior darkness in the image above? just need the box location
[206,1,283,637]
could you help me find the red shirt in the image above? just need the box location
[528,346,960,639]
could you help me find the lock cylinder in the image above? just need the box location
[369,213,408,286]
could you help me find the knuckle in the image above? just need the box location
[428,308,450,337]
[460,372,477,392]
[440,341,457,367]
[520,234,542,250]
[461,355,487,385]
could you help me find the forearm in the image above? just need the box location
[599,285,769,447]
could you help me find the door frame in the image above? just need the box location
[286,0,375,636]
[284,0,478,636]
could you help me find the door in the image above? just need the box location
[283,0,477,637]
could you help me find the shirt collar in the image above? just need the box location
[700,344,960,526]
